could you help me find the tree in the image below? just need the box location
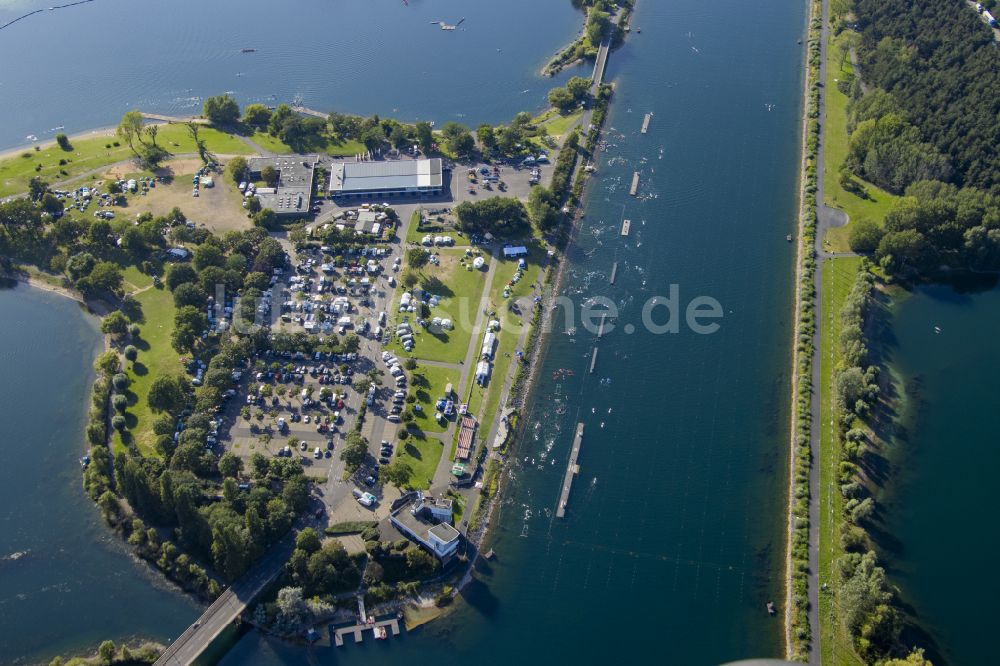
[227,156,249,184]
[261,165,279,188]
[166,263,198,290]
[848,218,884,254]
[441,122,475,158]
[173,282,208,309]
[193,243,225,270]
[55,133,71,150]
[97,640,116,665]
[296,527,322,554]
[28,176,49,201]
[243,103,272,129]
[83,262,124,295]
[101,311,130,339]
[95,350,121,376]
[548,86,577,113]
[414,121,434,153]
[117,110,145,156]
[381,459,413,488]
[148,375,187,414]
[340,432,368,473]
[566,75,591,100]
[219,452,243,478]
[527,186,561,231]
[172,306,208,353]
[476,124,497,151]
[202,94,240,125]
[406,247,430,269]
[123,345,138,362]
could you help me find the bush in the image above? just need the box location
[112,394,129,413]
[55,133,71,150]
[111,415,126,431]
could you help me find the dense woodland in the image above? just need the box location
[841,0,1000,276]
[852,0,1000,191]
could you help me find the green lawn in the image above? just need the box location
[404,209,471,247]
[396,430,444,490]
[535,108,584,140]
[116,280,183,455]
[387,250,487,364]
[409,362,459,434]
[819,256,866,666]
[249,131,366,157]
[0,124,251,198]
[822,31,899,252]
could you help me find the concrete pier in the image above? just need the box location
[556,423,585,518]
[641,113,652,134]
[630,172,640,196]
[589,347,598,374]
[610,262,618,284]
[620,218,631,236]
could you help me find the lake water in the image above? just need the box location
[223,0,807,663]
[0,0,809,662]
[877,283,1000,666]
[0,284,199,664]
[0,0,582,151]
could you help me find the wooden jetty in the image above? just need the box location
[620,218,631,236]
[334,618,401,647]
[610,262,618,284]
[629,172,640,196]
[589,347,599,374]
[556,423,585,518]
[641,113,652,134]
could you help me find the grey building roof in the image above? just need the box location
[330,159,443,194]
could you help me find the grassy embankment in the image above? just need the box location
[822,29,898,252]
[534,107,585,141]
[818,256,866,666]
[0,124,251,199]
[114,266,183,456]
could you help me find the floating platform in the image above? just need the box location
[334,619,401,647]
[641,113,652,134]
[610,262,618,284]
[630,172,640,196]
[589,347,598,374]
[556,423,585,518]
[597,314,608,338]
[620,218,631,236]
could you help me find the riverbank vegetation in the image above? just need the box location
[543,0,631,76]
[45,639,164,666]
[784,0,823,659]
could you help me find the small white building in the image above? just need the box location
[475,360,491,386]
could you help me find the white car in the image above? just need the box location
[357,492,377,507]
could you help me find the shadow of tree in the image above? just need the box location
[132,361,149,377]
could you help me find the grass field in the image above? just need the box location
[535,108,584,141]
[822,31,899,252]
[404,209,470,247]
[116,280,183,455]
[409,362,459,434]
[819,256,866,666]
[396,430,444,490]
[0,124,252,198]
[249,131,366,157]
[387,250,487,364]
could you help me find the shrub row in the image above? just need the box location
[787,1,823,660]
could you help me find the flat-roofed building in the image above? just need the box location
[329,158,443,199]
[390,492,461,562]
[247,156,317,217]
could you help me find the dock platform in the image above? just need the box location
[620,218,631,236]
[641,113,652,134]
[589,347,598,373]
[629,172,640,196]
[333,619,401,647]
[556,423,585,518]
[610,262,618,284]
